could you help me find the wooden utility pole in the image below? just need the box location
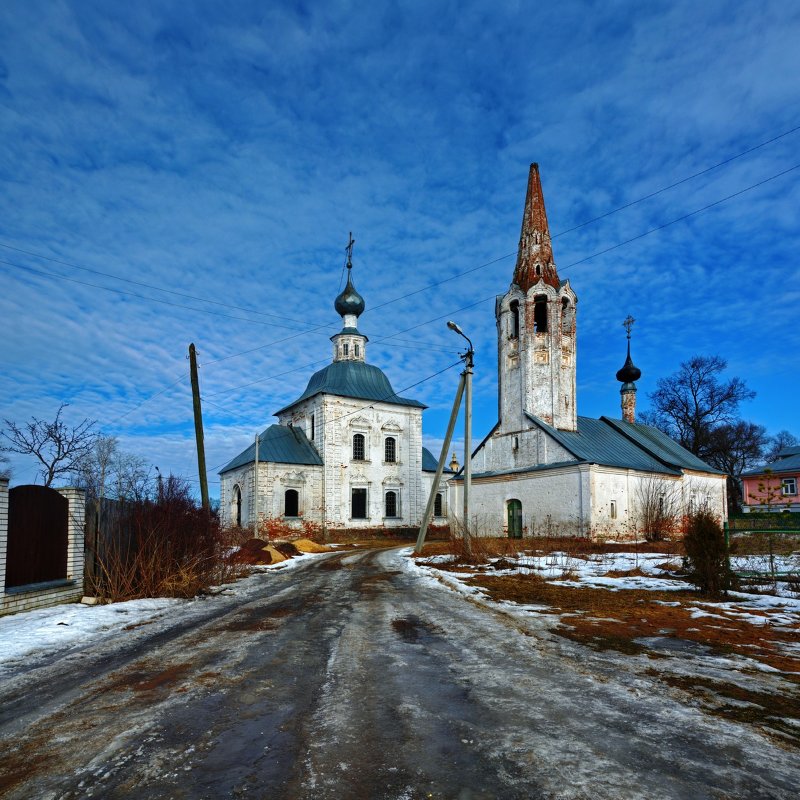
[188,343,210,511]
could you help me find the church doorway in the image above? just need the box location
[352,487,367,519]
[284,488,299,517]
[507,499,522,538]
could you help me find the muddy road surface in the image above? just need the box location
[1,547,798,799]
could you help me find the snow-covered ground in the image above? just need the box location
[0,551,327,675]
[404,547,800,633]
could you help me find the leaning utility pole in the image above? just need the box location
[188,343,210,511]
[415,321,474,555]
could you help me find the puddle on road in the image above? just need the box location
[391,615,442,643]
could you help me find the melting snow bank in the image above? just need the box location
[398,546,800,641]
[0,550,330,674]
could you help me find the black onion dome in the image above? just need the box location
[616,343,642,383]
[334,270,365,317]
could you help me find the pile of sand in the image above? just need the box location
[232,537,330,564]
[293,538,329,553]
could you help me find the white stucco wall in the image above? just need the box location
[451,464,727,540]
[450,464,592,537]
[221,392,427,531]
[472,425,575,474]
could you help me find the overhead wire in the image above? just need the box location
[99,154,800,416]
[6,131,798,430]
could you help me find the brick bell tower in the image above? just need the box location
[496,164,578,432]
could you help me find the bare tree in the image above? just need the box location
[706,421,769,512]
[634,475,682,541]
[764,430,799,463]
[0,452,10,480]
[111,451,152,501]
[73,434,153,501]
[1,404,97,487]
[641,355,754,459]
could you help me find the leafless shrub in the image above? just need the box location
[634,475,681,541]
[88,475,246,602]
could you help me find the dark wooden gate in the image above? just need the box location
[5,485,69,588]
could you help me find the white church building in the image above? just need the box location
[220,165,727,540]
[219,243,452,533]
[450,164,728,538]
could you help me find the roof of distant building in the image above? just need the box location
[220,424,323,474]
[422,447,455,474]
[742,451,800,477]
[275,360,426,415]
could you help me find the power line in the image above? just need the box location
[0,259,310,330]
[3,120,797,329]
[0,241,308,327]
[200,358,465,474]
[110,157,800,408]
[4,120,798,372]
[561,162,800,269]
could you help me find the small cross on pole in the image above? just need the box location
[622,315,635,339]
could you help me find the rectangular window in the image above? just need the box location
[782,478,797,496]
[384,437,396,463]
[354,344,360,357]
[352,487,367,519]
[610,501,617,520]
[310,413,315,440]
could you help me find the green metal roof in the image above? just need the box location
[602,417,725,475]
[220,424,323,474]
[275,360,426,415]
[526,414,682,475]
[422,447,455,474]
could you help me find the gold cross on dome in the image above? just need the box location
[622,315,635,338]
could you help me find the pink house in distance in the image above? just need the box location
[741,448,800,513]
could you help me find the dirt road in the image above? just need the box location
[1,547,798,799]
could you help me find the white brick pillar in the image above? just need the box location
[57,487,85,588]
[0,478,8,601]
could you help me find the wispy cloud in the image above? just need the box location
[1,0,798,489]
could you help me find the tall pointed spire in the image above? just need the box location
[513,163,560,293]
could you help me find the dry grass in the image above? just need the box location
[417,535,682,562]
[471,573,800,673]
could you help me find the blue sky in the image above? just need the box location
[1,0,799,495]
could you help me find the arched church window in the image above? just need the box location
[561,298,573,334]
[535,264,542,277]
[232,484,242,527]
[384,436,396,463]
[533,295,548,333]
[353,433,366,461]
[310,413,315,440]
[434,492,443,517]
[284,489,299,517]
[385,490,398,517]
[509,300,520,339]
[343,343,350,357]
